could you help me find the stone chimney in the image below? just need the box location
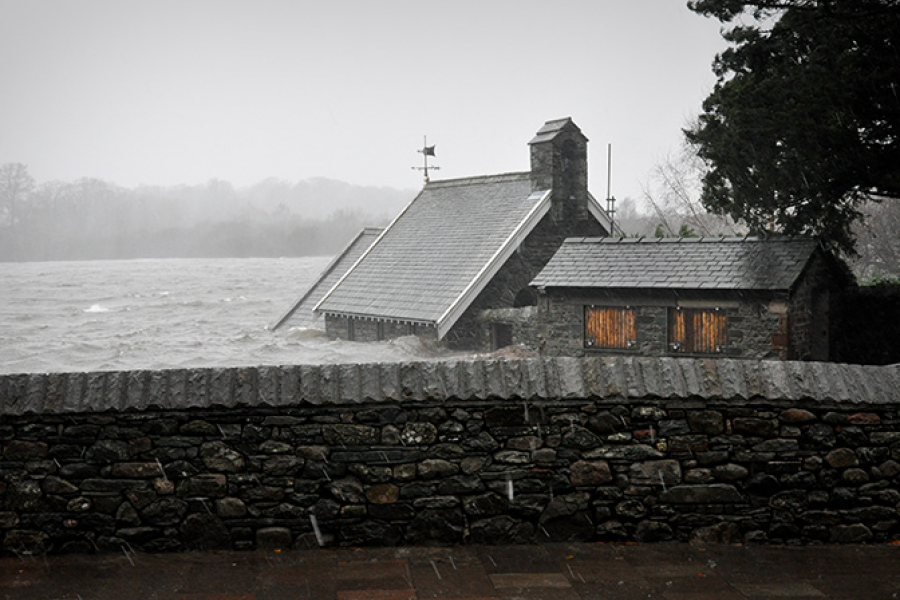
[528,118,589,222]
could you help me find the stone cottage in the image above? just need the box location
[308,118,613,350]
[530,236,853,361]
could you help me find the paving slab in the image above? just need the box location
[1,543,898,600]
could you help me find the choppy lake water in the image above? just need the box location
[1,257,464,375]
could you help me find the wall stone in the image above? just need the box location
[0,358,899,555]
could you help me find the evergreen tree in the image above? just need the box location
[686,0,900,254]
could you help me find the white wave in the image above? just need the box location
[285,327,328,340]
[83,304,111,313]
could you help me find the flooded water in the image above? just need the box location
[1,257,463,374]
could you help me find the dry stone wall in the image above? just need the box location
[1,358,899,555]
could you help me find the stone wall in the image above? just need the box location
[1,358,899,555]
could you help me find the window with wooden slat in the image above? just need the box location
[668,308,727,354]
[584,307,636,349]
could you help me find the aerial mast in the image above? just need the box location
[606,143,617,235]
[412,136,440,183]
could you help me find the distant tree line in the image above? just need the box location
[0,164,410,262]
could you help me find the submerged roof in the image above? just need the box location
[531,236,823,291]
[316,173,551,336]
[270,227,383,330]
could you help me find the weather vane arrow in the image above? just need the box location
[412,136,440,182]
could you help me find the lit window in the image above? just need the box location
[668,308,727,354]
[584,306,636,349]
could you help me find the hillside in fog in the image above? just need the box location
[0,169,413,261]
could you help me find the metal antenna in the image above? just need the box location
[606,143,617,235]
[412,135,440,183]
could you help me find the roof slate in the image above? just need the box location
[316,173,544,323]
[270,227,383,330]
[531,236,821,291]
[528,117,586,145]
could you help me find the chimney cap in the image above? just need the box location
[528,117,587,145]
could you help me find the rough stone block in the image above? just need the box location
[3,440,48,461]
[629,460,681,486]
[111,462,163,479]
[733,417,778,437]
[570,460,612,487]
[583,444,662,461]
[177,473,228,498]
[256,526,293,550]
[688,410,725,435]
[660,484,744,504]
[780,408,816,423]
[826,448,859,468]
[829,523,872,543]
[400,422,437,445]
[417,459,459,479]
[200,441,245,472]
[322,424,379,446]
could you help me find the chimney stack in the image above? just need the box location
[528,117,589,222]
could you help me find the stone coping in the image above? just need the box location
[1,357,898,416]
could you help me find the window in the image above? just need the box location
[492,323,513,350]
[584,306,636,349]
[668,308,726,354]
[347,318,356,341]
[376,321,385,341]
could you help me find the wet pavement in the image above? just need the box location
[1,543,898,600]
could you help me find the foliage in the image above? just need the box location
[834,278,900,365]
[686,0,900,254]
[850,198,900,279]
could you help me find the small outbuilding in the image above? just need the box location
[530,236,853,361]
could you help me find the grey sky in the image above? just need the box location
[0,1,725,202]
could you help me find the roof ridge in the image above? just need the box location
[425,171,531,189]
[561,235,817,245]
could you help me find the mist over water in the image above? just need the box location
[1,257,464,375]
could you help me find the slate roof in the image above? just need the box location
[531,236,822,291]
[270,227,383,330]
[529,117,587,144]
[315,173,551,336]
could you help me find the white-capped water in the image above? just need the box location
[1,257,466,375]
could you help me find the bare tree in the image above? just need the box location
[851,199,900,280]
[640,144,745,238]
[0,163,35,229]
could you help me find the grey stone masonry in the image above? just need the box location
[1,358,900,554]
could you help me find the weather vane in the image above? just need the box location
[412,136,439,182]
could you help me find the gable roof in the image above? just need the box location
[269,227,383,330]
[529,117,587,144]
[531,236,824,291]
[315,173,551,337]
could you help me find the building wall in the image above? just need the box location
[444,213,607,351]
[1,359,899,554]
[788,252,845,361]
[538,290,789,360]
[473,307,543,352]
[325,315,437,343]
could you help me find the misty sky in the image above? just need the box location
[0,1,726,202]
